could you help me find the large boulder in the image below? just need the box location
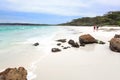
[68,39,79,48]
[109,38,120,52]
[79,34,97,46]
[0,67,27,80]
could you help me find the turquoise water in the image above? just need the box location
[0,25,61,48]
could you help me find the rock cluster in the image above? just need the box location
[0,67,27,80]
[52,34,106,53]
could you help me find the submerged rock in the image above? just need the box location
[51,48,61,52]
[56,39,66,43]
[0,67,27,80]
[109,38,120,52]
[33,42,39,46]
[68,39,79,48]
[79,34,97,46]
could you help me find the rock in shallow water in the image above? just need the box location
[56,39,66,43]
[0,67,27,80]
[33,42,39,46]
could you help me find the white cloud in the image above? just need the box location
[94,0,120,6]
[0,0,120,16]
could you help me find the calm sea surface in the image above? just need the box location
[0,25,63,49]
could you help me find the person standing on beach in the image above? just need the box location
[93,25,96,31]
[96,25,99,31]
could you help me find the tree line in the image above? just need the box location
[61,11,120,26]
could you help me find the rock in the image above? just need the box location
[63,46,70,49]
[79,38,85,46]
[51,48,61,52]
[114,34,120,38]
[67,46,71,48]
[61,46,64,47]
[80,43,85,46]
[63,47,68,49]
[56,39,66,43]
[97,40,105,44]
[33,42,39,46]
[79,34,97,45]
[68,39,79,48]
[57,43,61,46]
[0,67,27,80]
[109,38,120,52]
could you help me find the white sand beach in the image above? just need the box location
[0,26,120,80]
[28,26,120,80]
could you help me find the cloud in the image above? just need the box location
[0,0,120,16]
[94,0,120,6]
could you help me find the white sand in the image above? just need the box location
[29,26,120,80]
[1,26,120,80]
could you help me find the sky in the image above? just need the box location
[0,0,120,24]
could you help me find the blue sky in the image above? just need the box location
[0,0,120,24]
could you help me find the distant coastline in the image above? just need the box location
[0,23,56,26]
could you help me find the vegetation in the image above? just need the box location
[61,11,120,26]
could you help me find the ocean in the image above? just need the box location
[0,25,62,48]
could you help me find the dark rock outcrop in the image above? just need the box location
[68,39,79,48]
[51,48,61,52]
[56,39,66,43]
[0,67,27,80]
[33,42,39,46]
[114,34,120,38]
[109,38,120,52]
[79,34,97,46]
